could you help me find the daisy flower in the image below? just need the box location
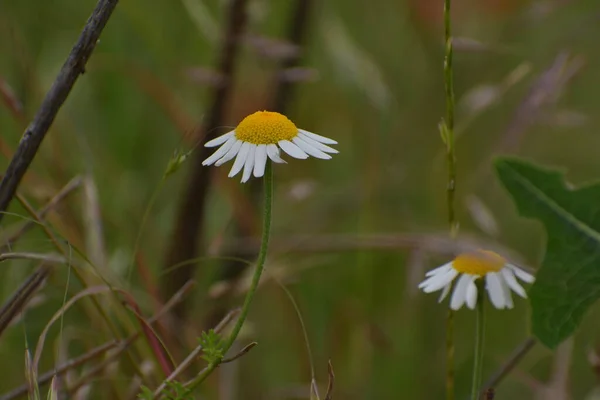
[418,249,535,310]
[202,111,339,182]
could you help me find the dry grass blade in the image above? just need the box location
[83,174,107,267]
[325,360,335,400]
[0,281,196,400]
[0,176,82,252]
[33,286,113,374]
[0,77,25,123]
[122,292,175,376]
[0,0,120,224]
[0,264,51,338]
[0,341,117,400]
[0,252,66,264]
[47,376,58,400]
[24,347,39,399]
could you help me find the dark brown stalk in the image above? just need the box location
[162,0,249,316]
[203,0,314,329]
[271,0,313,113]
[0,0,119,224]
[0,263,51,337]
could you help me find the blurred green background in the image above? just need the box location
[2,0,600,398]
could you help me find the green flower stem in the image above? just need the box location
[470,281,486,400]
[186,161,273,390]
[446,309,455,400]
[443,0,457,398]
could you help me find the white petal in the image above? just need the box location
[241,144,256,183]
[438,284,452,303]
[205,131,235,147]
[421,269,458,293]
[450,274,472,310]
[466,279,478,310]
[500,268,526,298]
[426,262,453,277]
[502,279,514,309]
[298,132,339,153]
[202,137,236,166]
[253,144,268,178]
[486,272,506,309]
[228,142,250,177]
[418,274,437,289]
[215,140,243,166]
[508,264,535,283]
[292,137,332,159]
[266,144,286,163]
[279,140,308,159]
[298,129,337,145]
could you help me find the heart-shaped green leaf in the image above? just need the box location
[495,157,600,348]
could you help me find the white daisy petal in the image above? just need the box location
[279,140,309,159]
[502,278,514,309]
[202,137,236,166]
[298,132,339,154]
[241,144,256,183]
[450,274,472,310]
[426,262,453,277]
[438,284,452,303]
[486,272,506,309]
[508,264,535,283]
[253,144,268,178]
[418,274,438,289]
[421,269,458,293]
[298,129,338,145]
[205,131,235,147]
[215,140,243,166]
[266,144,286,163]
[466,279,478,309]
[228,142,250,177]
[292,137,332,160]
[501,268,527,298]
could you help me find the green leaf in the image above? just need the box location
[198,329,225,364]
[137,386,153,399]
[495,157,600,348]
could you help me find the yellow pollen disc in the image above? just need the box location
[452,250,506,276]
[234,111,298,145]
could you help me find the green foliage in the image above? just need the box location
[198,329,225,364]
[164,148,193,178]
[495,157,600,348]
[138,382,194,400]
[137,386,153,399]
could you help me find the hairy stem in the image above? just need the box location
[471,282,486,400]
[443,0,457,398]
[186,162,273,390]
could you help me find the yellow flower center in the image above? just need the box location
[234,111,299,145]
[452,250,506,276]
